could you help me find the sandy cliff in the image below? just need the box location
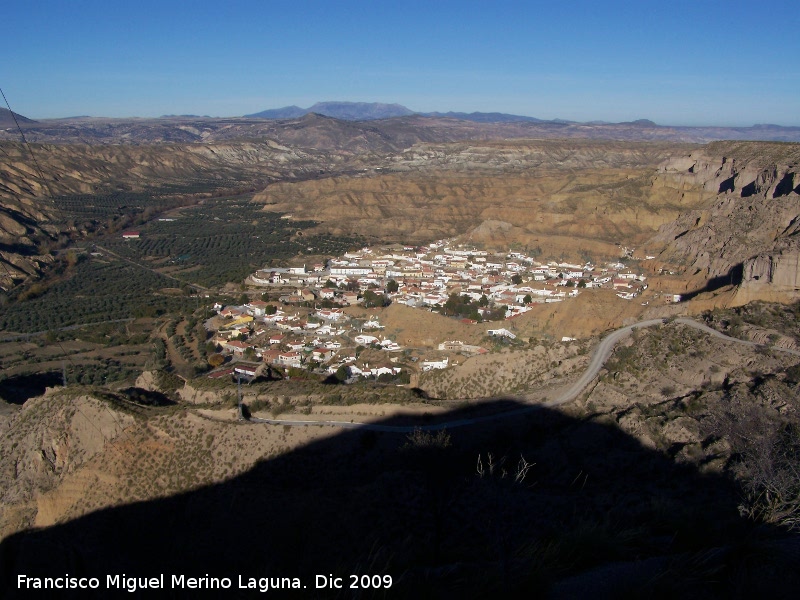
[255,140,696,256]
[643,142,800,302]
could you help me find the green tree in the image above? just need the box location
[523,294,532,304]
[386,279,399,293]
[443,292,460,316]
[362,290,384,308]
[488,306,507,321]
[511,274,523,285]
[335,365,349,382]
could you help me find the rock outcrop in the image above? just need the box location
[0,390,134,535]
[644,141,800,302]
[735,251,800,302]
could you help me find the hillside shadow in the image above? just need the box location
[680,263,744,302]
[718,176,736,194]
[773,172,800,197]
[0,372,63,405]
[2,400,798,599]
[0,241,39,257]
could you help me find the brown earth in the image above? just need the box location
[3,314,797,542]
[349,303,489,349]
[511,288,649,338]
[349,289,646,350]
[0,390,345,536]
[255,140,701,257]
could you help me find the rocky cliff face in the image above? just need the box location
[649,141,800,202]
[0,391,134,535]
[736,251,800,302]
[644,141,800,300]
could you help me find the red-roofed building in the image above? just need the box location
[234,363,261,379]
[261,349,282,364]
[208,368,234,379]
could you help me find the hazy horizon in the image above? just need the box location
[7,102,799,130]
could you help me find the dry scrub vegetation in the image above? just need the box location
[2,308,800,596]
[0,387,339,536]
[579,319,800,532]
[420,339,592,400]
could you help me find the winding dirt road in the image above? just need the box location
[249,318,800,432]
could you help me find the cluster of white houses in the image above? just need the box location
[210,302,405,380]
[206,241,649,380]
[249,240,649,317]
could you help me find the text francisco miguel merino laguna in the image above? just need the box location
[17,573,395,593]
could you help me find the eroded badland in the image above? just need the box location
[1,114,800,597]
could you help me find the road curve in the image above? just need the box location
[248,317,800,433]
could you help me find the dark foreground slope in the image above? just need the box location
[2,401,798,599]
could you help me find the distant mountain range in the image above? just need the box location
[2,103,800,145]
[240,104,800,141]
[246,102,416,121]
[245,101,561,123]
[423,111,561,123]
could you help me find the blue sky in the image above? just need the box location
[2,0,798,125]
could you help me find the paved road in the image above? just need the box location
[248,317,800,433]
[675,317,800,357]
[540,317,800,407]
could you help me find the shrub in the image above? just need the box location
[403,428,451,450]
